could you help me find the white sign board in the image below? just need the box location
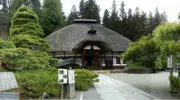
[58,69,67,84]
[68,70,75,84]
[0,72,19,91]
[167,55,173,68]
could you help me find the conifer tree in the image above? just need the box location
[10,6,49,51]
[41,0,65,36]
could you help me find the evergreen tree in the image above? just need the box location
[79,0,85,18]
[0,0,10,39]
[79,0,101,23]
[109,0,120,32]
[147,12,154,34]
[41,0,65,36]
[29,0,41,18]
[9,0,41,20]
[67,5,79,25]
[102,9,110,27]
[119,1,127,37]
[119,1,126,20]
[160,11,168,22]
[153,8,161,28]
[10,6,49,51]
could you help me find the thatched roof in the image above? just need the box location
[45,19,131,53]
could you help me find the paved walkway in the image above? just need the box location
[94,74,160,100]
[107,72,180,99]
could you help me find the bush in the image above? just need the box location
[126,64,145,73]
[169,76,180,92]
[0,48,50,71]
[15,67,60,98]
[75,69,99,91]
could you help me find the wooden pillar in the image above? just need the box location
[111,51,113,69]
[63,52,66,59]
[74,53,76,64]
[53,52,56,58]
[104,53,106,69]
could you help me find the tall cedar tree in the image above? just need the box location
[79,0,101,24]
[102,1,167,41]
[109,0,120,33]
[102,9,110,28]
[41,0,65,36]
[10,6,49,51]
[67,5,79,25]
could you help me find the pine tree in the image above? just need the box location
[102,9,110,27]
[41,0,65,36]
[67,5,79,25]
[79,0,101,23]
[10,6,49,51]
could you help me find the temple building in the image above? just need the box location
[45,19,131,70]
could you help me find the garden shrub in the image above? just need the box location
[0,48,50,71]
[15,67,60,98]
[0,38,15,49]
[169,76,180,92]
[75,69,99,91]
[126,64,145,73]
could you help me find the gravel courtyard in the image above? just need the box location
[106,72,180,100]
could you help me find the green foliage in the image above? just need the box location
[49,58,58,67]
[121,36,160,68]
[15,67,60,98]
[75,69,99,91]
[153,23,180,41]
[9,0,41,20]
[67,5,79,25]
[0,48,50,71]
[102,1,167,41]
[10,6,44,37]
[79,0,101,23]
[10,34,49,51]
[169,76,180,92]
[41,0,65,36]
[126,64,145,73]
[154,54,167,70]
[103,9,110,27]
[0,38,15,49]
[9,6,49,51]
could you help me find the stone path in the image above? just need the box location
[94,74,160,100]
[0,92,19,100]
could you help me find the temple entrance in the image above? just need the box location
[82,49,101,70]
[86,51,94,66]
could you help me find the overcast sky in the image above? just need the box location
[61,0,180,22]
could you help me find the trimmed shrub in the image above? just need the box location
[169,76,180,92]
[75,69,99,91]
[10,6,49,52]
[126,64,145,73]
[0,38,15,49]
[15,67,60,98]
[0,48,50,71]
